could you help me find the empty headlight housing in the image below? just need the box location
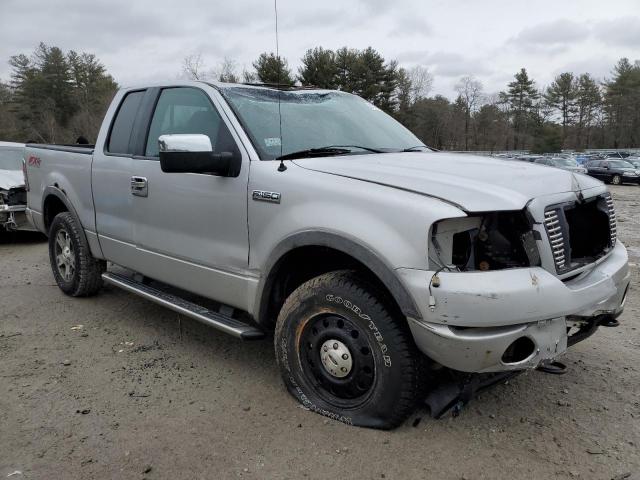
[430,211,540,271]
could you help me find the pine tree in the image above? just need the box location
[298,47,337,88]
[334,47,359,93]
[604,58,640,148]
[575,73,601,149]
[252,53,294,86]
[499,68,539,150]
[545,72,577,145]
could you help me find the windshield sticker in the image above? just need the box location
[264,137,282,147]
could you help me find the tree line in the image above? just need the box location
[1,43,639,152]
[1,43,117,144]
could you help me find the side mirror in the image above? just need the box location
[158,134,241,177]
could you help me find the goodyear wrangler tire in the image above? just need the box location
[49,212,105,297]
[274,270,420,429]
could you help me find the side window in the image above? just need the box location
[145,87,237,158]
[107,90,145,154]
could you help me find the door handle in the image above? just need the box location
[130,176,148,197]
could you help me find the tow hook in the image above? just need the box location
[599,317,620,328]
[536,360,567,375]
[424,371,521,419]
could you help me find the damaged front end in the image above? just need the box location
[401,195,630,418]
[0,186,29,231]
[429,210,540,272]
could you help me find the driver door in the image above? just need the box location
[130,86,252,310]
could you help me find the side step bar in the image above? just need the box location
[102,272,265,340]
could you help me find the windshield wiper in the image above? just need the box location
[401,145,431,152]
[276,145,382,161]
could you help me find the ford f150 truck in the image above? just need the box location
[25,81,630,429]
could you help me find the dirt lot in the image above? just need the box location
[1,185,638,480]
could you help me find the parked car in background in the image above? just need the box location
[626,157,640,169]
[515,154,543,162]
[0,141,31,232]
[607,152,631,159]
[534,157,588,174]
[586,159,640,185]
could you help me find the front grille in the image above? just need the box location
[604,192,617,245]
[544,210,566,270]
[543,193,615,274]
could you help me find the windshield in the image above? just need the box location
[220,87,424,160]
[0,148,23,171]
[608,160,634,169]
[551,158,577,167]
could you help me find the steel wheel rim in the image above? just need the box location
[299,314,376,405]
[54,229,75,282]
[612,176,621,184]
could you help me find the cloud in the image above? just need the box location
[389,15,432,37]
[509,19,590,53]
[396,51,492,77]
[593,17,640,47]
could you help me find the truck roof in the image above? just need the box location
[0,141,25,149]
[119,79,332,94]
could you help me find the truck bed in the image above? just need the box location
[25,143,97,235]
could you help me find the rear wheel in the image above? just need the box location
[611,174,622,185]
[274,270,420,429]
[49,212,105,296]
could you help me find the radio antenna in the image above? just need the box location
[274,0,286,170]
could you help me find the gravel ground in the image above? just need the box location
[1,185,638,480]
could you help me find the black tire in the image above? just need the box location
[274,270,420,429]
[48,212,105,296]
[611,175,622,185]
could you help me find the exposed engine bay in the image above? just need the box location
[430,211,540,271]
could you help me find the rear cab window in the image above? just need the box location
[107,90,146,155]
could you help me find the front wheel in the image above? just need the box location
[611,174,622,185]
[49,212,105,296]
[274,270,420,429]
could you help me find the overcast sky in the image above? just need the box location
[1,0,638,97]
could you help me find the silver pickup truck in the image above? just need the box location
[25,81,630,429]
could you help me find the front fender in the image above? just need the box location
[254,230,422,323]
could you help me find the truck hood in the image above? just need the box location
[0,170,25,190]
[293,152,602,211]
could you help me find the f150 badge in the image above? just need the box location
[252,190,281,204]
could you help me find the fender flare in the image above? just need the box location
[42,186,83,233]
[254,230,422,324]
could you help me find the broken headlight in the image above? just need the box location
[430,211,540,271]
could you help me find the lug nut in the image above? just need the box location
[333,343,338,350]
[342,354,349,360]
[323,346,328,352]
[341,367,347,372]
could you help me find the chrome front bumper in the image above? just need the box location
[399,241,630,373]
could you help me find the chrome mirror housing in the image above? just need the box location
[158,134,241,177]
[158,134,212,153]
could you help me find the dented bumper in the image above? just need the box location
[399,241,630,372]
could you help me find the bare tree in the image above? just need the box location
[215,57,239,83]
[182,53,208,80]
[408,66,433,102]
[455,75,484,150]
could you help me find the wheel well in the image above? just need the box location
[43,195,68,233]
[259,246,404,329]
